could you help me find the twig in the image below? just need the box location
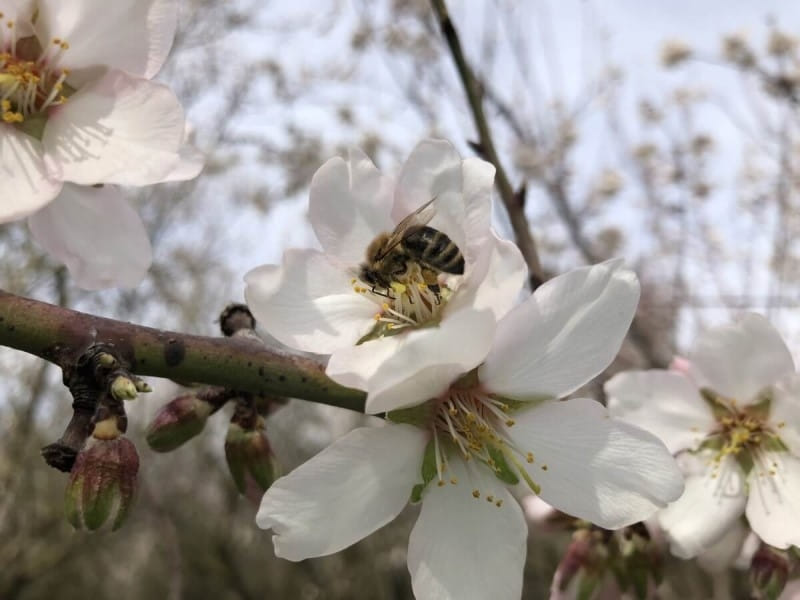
[0,289,366,413]
[430,0,545,288]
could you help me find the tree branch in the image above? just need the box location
[430,0,545,288]
[0,289,366,413]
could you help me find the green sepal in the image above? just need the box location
[700,388,733,420]
[736,451,755,476]
[763,433,789,453]
[576,573,600,600]
[487,445,519,485]
[410,483,425,504]
[745,389,773,420]
[421,441,437,485]
[696,436,724,453]
[387,402,433,427]
[15,114,47,140]
[489,394,552,414]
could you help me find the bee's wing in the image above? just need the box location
[376,197,438,259]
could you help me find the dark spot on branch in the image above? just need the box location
[258,367,265,376]
[301,376,307,383]
[247,361,252,367]
[7,325,15,332]
[164,338,185,367]
[278,375,286,382]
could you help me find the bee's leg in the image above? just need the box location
[429,283,442,305]
[370,286,394,300]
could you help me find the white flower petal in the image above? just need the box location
[408,459,526,600]
[459,156,494,265]
[689,313,794,402]
[392,139,467,262]
[0,126,61,223]
[745,452,800,550]
[158,143,204,182]
[27,184,151,289]
[658,455,746,559]
[605,370,715,454]
[469,233,527,321]
[244,249,377,354]
[37,0,177,84]
[308,149,394,265]
[327,306,497,414]
[769,374,800,455]
[696,518,748,573]
[509,398,684,529]
[479,260,640,400]
[256,424,427,561]
[43,70,185,186]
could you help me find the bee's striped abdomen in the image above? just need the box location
[404,226,464,274]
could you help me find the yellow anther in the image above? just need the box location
[381,302,390,310]
[505,419,515,427]
[541,464,548,471]
[472,489,480,498]
[495,499,503,507]
[450,477,457,485]
[526,453,534,463]
[437,480,445,487]
[778,421,786,428]
[486,495,494,502]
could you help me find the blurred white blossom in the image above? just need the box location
[607,314,800,558]
[0,0,202,288]
[257,261,683,600]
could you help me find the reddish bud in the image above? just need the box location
[65,437,139,531]
[145,394,212,452]
[225,422,279,501]
[750,543,790,600]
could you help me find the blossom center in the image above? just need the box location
[353,263,457,341]
[0,16,70,124]
[428,386,542,500]
[700,388,788,478]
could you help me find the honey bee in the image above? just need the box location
[359,197,464,297]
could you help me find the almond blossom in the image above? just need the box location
[0,0,202,288]
[245,139,527,412]
[606,313,800,558]
[257,261,684,600]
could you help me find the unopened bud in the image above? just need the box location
[111,375,138,401]
[134,379,152,393]
[145,394,213,452]
[96,352,117,368]
[750,543,790,600]
[225,422,279,499]
[553,529,602,593]
[64,436,139,531]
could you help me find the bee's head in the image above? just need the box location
[359,264,387,289]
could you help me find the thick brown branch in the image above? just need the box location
[430,0,545,288]
[0,290,366,413]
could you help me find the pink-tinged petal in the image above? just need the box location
[392,139,467,263]
[479,260,640,401]
[309,148,394,264]
[745,452,800,550]
[244,249,377,354]
[689,313,794,403]
[0,126,62,223]
[27,184,151,289]
[658,455,746,559]
[605,370,715,454]
[327,307,497,414]
[43,70,185,186]
[509,398,684,529]
[256,424,426,561]
[37,0,177,84]
[769,374,800,455]
[408,458,526,600]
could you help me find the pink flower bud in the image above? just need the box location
[64,437,139,531]
[145,394,212,452]
[225,422,279,501]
